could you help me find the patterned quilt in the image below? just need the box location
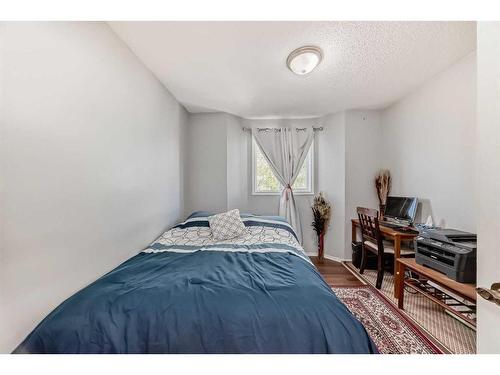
[144,212,311,263]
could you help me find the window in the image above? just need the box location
[252,138,314,195]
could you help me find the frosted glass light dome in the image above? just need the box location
[286,46,323,75]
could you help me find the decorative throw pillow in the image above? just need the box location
[208,209,247,240]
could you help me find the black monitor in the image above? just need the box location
[384,196,418,223]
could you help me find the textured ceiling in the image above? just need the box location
[109,21,476,119]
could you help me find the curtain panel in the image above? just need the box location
[252,127,314,243]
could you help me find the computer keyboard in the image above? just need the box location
[380,221,420,234]
[379,221,404,229]
[396,227,420,235]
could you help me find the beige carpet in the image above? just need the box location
[344,262,476,354]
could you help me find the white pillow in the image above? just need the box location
[208,209,247,240]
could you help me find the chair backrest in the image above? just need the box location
[357,207,384,253]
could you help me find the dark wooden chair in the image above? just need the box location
[357,207,414,289]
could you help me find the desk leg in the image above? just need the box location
[393,235,401,298]
[397,261,405,309]
[352,222,357,243]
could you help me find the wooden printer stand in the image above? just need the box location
[396,258,477,327]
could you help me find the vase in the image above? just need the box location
[379,204,386,219]
[318,232,325,262]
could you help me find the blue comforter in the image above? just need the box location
[14,214,377,354]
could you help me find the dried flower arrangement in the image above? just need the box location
[311,192,331,261]
[375,169,391,217]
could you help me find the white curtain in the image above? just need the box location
[252,127,314,243]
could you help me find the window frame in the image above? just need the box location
[251,138,315,196]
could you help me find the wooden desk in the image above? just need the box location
[396,258,476,327]
[351,219,418,297]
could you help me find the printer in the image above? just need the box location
[415,228,477,283]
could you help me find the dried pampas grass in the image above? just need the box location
[375,169,391,206]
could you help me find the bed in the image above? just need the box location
[14,212,377,354]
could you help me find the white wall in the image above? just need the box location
[344,110,383,258]
[184,113,228,215]
[184,112,249,215]
[0,22,188,352]
[476,22,500,354]
[316,110,382,260]
[317,112,346,259]
[226,115,248,211]
[380,52,477,232]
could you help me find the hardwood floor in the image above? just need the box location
[310,257,364,287]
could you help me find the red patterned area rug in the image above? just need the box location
[333,285,444,354]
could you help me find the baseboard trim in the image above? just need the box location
[341,261,367,284]
[325,254,351,262]
[305,252,351,263]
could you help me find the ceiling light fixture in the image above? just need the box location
[286,46,323,75]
